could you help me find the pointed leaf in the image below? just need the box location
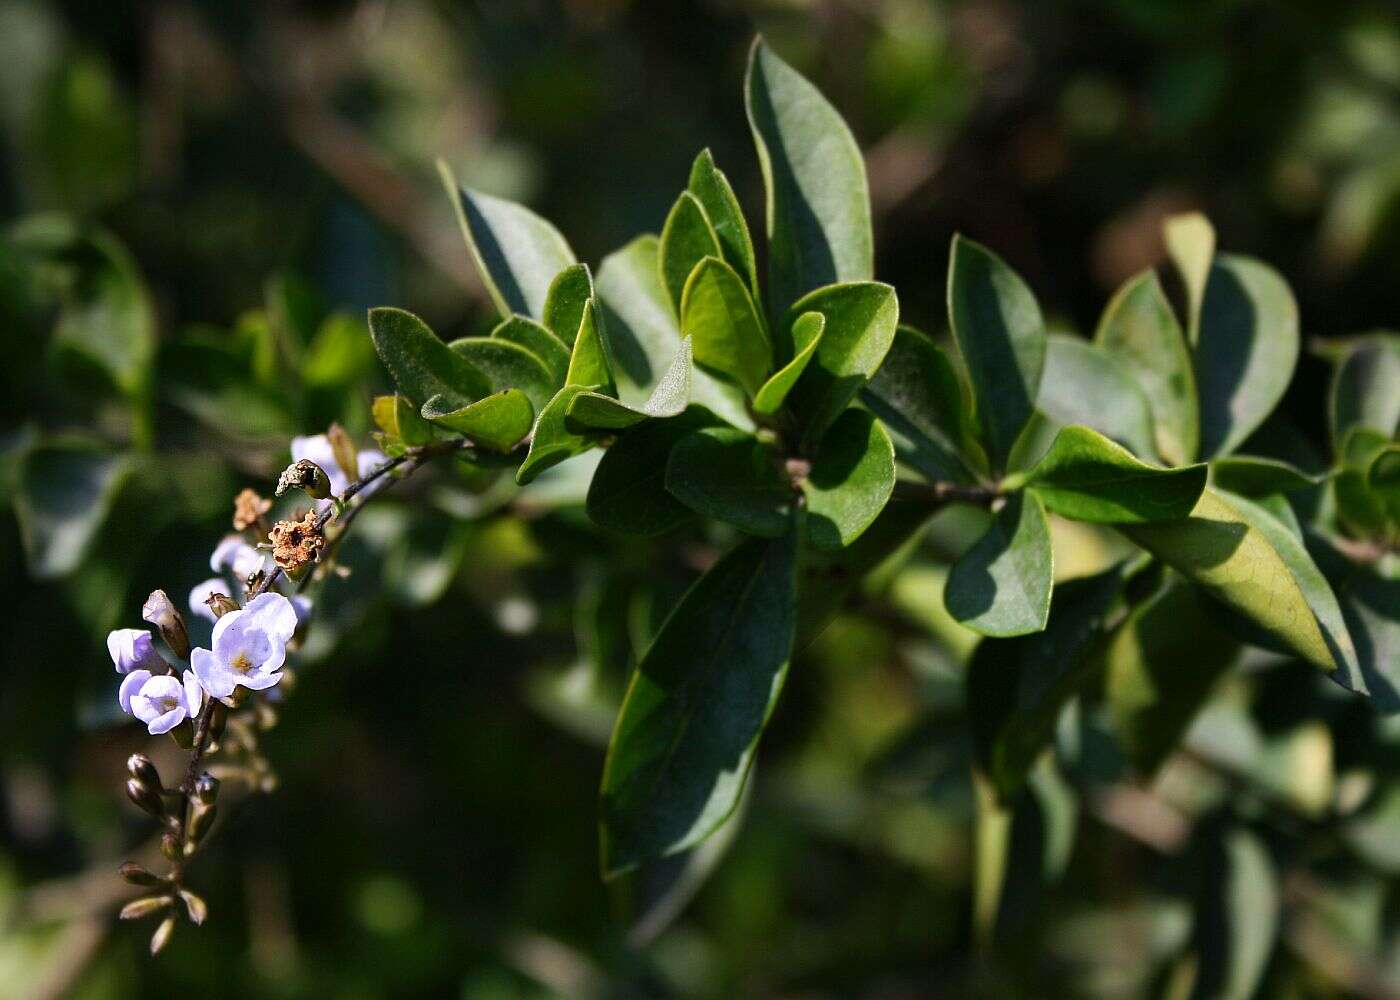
[517,384,602,485]
[745,38,872,320]
[688,149,758,296]
[566,299,614,394]
[802,408,895,550]
[1038,334,1158,461]
[368,306,490,407]
[664,429,794,537]
[448,337,555,413]
[542,263,594,346]
[947,235,1046,473]
[422,390,533,452]
[945,491,1053,637]
[659,192,722,316]
[679,256,771,395]
[491,314,570,387]
[1095,270,1199,464]
[1209,456,1324,497]
[1313,540,1400,712]
[1163,211,1215,344]
[586,409,721,536]
[753,312,824,416]
[600,531,797,877]
[439,161,575,320]
[567,338,692,431]
[1009,425,1207,524]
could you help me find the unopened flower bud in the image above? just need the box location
[127,753,162,791]
[327,422,359,487]
[188,802,217,844]
[126,779,165,819]
[179,888,208,926]
[150,915,176,955]
[194,773,220,806]
[142,590,191,660]
[203,591,240,619]
[276,459,332,500]
[160,832,182,862]
[119,894,173,921]
[118,862,167,887]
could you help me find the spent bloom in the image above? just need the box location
[107,629,166,674]
[191,592,298,699]
[119,670,204,735]
[291,434,385,505]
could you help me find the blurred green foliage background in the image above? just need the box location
[5,1,1400,997]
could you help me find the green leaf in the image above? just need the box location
[447,337,556,414]
[1330,339,1400,450]
[600,531,797,877]
[586,409,721,536]
[542,263,594,346]
[438,161,575,321]
[861,324,981,484]
[1192,829,1279,1000]
[368,307,491,408]
[679,256,772,395]
[1123,488,1358,675]
[784,281,899,447]
[1195,254,1299,458]
[1007,425,1207,524]
[1105,576,1240,775]
[422,390,533,452]
[967,565,1125,800]
[1368,445,1400,526]
[517,384,602,485]
[492,314,570,388]
[687,149,759,297]
[801,408,896,550]
[753,311,823,416]
[567,338,692,431]
[1095,270,1199,464]
[1163,211,1215,344]
[1209,456,1324,497]
[947,235,1046,474]
[945,491,1053,637]
[596,235,752,429]
[1037,334,1158,461]
[745,38,873,321]
[15,442,132,579]
[1313,542,1400,713]
[565,299,615,394]
[664,429,794,537]
[658,192,723,316]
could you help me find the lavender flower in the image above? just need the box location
[210,535,265,582]
[119,670,204,735]
[107,629,166,674]
[188,578,229,623]
[191,592,298,699]
[291,434,385,505]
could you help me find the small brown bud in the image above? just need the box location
[179,889,209,926]
[194,773,220,805]
[268,509,324,575]
[203,591,240,619]
[126,779,166,819]
[276,458,332,500]
[327,422,359,487]
[119,894,173,921]
[188,802,218,844]
[150,915,176,955]
[160,832,182,862]
[142,590,191,660]
[127,753,162,791]
[232,487,272,532]
[118,862,167,887]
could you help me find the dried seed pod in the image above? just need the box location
[119,894,173,920]
[232,487,272,532]
[126,754,162,791]
[268,509,324,575]
[150,915,176,955]
[126,779,166,819]
[194,773,220,806]
[276,458,332,499]
[179,889,209,926]
[118,862,166,887]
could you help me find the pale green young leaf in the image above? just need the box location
[517,384,602,485]
[753,311,823,416]
[448,337,556,413]
[1037,334,1159,461]
[801,408,895,550]
[422,390,533,452]
[664,428,794,537]
[1163,211,1215,344]
[945,491,1053,637]
[679,256,771,396]
[491,315,570,388]
[368,307,490,408]
[567,338,692,432]
[659,192,722,317]
[566,299,615,394]
[687,149,759,297]
[542,263,594,346]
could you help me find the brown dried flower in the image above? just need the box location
[268,510,324,574]
[232,488,271,532]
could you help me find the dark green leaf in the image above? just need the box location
[1335,428,1391,538]
[586,409,721,536]
[1009,425,1207,524]
[680,256,771,395]
[687,149,759,297]
[491,314,570,388]
[367,307,490,409]
[448,336,556,414]
[659,192,722,316]
[1037,334,1158,461]
[16,441,132,579]
[567,338,692,431]
[542,263,594,346]
[947,235,1046,473]
[664,429,793,537]
[802,408,895,550]
[1369,445,1400,527]
[945,491,1053,637]
[753,312,823,416]
[1209,456,1324,497]
[600,531,797,877]
[1306,540,1400,713]
[745,38,872,321]
[422,390,533,452]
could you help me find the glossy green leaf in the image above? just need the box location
[1163,211,1215,344]
[947,235,1046,473]
[1307,541,1400,713]
[567,338,692,431]
[439,161,575,320]
[861,324,981,484]
[664,428,793,537]
[679,256,772,395]
[15,442,132,580]
[1330,339,1400,450]
[491,314,570,388]
[967,565,1125,800]
[1195,254,1299,457]
[422,390,533,452]
[753,311,823,416]
[659,192,722,316]
[1036,334,1159,461]
[448,337,556,413]
[371,393,434,449]
[784,281,899,447]
[687,149,758,297]
[600,531,796,877]
[566,299,614,394]
[1209,455,1324,497]
[586,409,721,536]
[517,384,602,485]
[368,307,490,408]
[542,263,594,346]
[801,408,896,550]
[945,491,1053,637]
[745,38,872,321]
[1105,576,1240,775]
[1124,488,1359,675]
[1008,425,1207,524]
[1095,269,1199,464]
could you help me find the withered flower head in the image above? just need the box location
[268,510,324,575]
[275,459,331,500]
[232,488,272,532]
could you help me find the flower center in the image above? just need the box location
[160,696,180,712]
[231,652,253,674]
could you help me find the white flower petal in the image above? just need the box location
[191,647,234,700]
[118,670,152,715]
[241,592,298,646]
[183,671,204,715]
[147,707,186,735]
[188,578,228,623]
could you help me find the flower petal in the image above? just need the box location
[183,671,205,716]
[118,669,152,715]
[147,707,186,735]
[241,592,298,646]
[191,647,234,700]
[188,578,228,623]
